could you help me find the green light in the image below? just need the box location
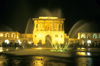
[59,49,62,52]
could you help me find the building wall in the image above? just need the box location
[33,31,64,45]
[78,32,100,45]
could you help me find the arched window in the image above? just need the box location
[93,33,97,38]
[81,33,86,38]
[87,33,91,38]
[5,33,10,38]
[11,33,16,38]
[55,34,58,37]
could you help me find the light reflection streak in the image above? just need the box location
[33,56,45,66]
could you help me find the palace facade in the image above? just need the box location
[0,17,100,47]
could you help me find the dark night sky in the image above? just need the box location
[0,0,100,33]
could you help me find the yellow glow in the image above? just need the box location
[6,49,9,51]
[39,34,41,36]
[81,48,85,49]
[39,17,58,19]
[36,44,37,46]
[77,52,86,55]
[78,37,80,39]
[77,48,80,49]
[0,34,3,37]
[36,47,42,49]
[17,37,19,38]
[0,47,3,52]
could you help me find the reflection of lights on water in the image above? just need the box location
[87,52,91,56]
[33,56,44,66]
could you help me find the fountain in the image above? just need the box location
[68,20,100,38]
[22,18,33,49]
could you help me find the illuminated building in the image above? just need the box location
[0,17,100,47]
[32,16,65,46]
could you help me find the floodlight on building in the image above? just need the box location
[0,34,3,37]
[36,47,42,49]
[81,48,85,49]
[29,42,32,44]
[39,34,41,36]
[5,40,9,44]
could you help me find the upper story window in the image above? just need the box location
[93,33,97,38]
[11,33,16,38]
[5,33,9,38]
[81,33,86,38]
[87,33,91,38]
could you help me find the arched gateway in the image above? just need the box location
[45,35,52,46]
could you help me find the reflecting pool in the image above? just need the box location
[0,53,100,66]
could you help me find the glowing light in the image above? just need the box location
[0,47,3,52]
[77,48,80,49]
[77,52,86,55]
[6,49,9,51]
[5,40,9,44]
[81,48,85,49]
[39,17,58,19]
[36,44,37,46]
[36,47,42,49]
[17,39,21,45]
[17,37,19,38]
[29,42,32,44]
[34,30,36,31]
[0,34,3,37]
[39,34,41,36]
[59,49,63,52]
[87,40,91,44]
[50,50,54,51]
[87,52,90,56]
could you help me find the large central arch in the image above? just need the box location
[45,35,52,46]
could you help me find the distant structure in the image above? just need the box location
[0,17,100,47]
